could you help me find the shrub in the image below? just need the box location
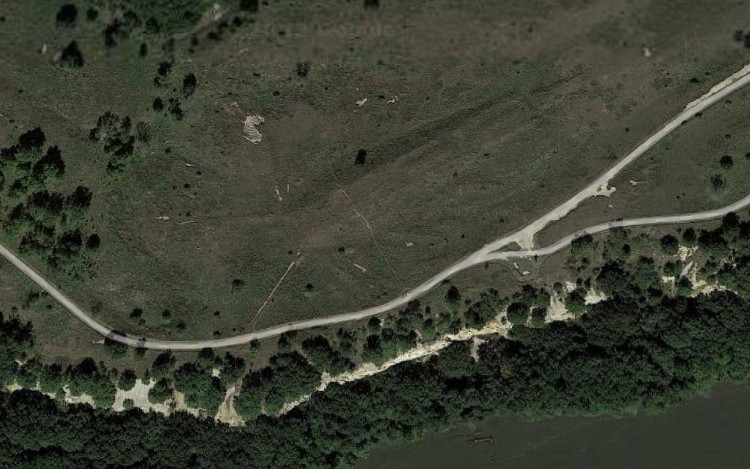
[506,302,529,326]
[60,41,84,68]
[56,4,78,27]
[118,370,137,391]
[148,378,173,404]
[660,234,679,255]
[720,155,734,170]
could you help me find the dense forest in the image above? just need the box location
[2,213,750,467]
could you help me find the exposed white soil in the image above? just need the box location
[584,287,608,305]
[5,382,22,393]
[63,386,95,406]
[215,382,244,426]
[276,317,511,416]
[682,261,729,297]
[470,337,486,361]
[242,115,264,143]
[685,63,750,110]
[661,275,676,296]
[516,231,536,250]
[593,182,616,197]
[112,379,170,414]
[547,292,574,323]
[678,246,698,262]
[172,391,201,417]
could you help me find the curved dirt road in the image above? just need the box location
[2,64,750,350]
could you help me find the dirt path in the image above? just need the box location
[2,64,750,350]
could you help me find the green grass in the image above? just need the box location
[2,0,750,346]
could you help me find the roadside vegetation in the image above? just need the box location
[3,209,750,466]
[4,0,750,343]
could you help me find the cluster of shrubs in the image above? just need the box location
[152,61,200,120]
[89,112,152,175]
[145,348,246,414]
[0,128,99,274]
[734,29,750,48]
[54,1,260,54]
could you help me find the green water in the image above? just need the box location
[359,384,750,469]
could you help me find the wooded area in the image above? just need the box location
[3,209,750,466]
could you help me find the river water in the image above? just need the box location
[359,384,750,469]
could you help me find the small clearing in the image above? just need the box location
[546,292,574,322]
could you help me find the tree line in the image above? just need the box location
[2,208,750,466]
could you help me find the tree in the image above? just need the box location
[174,363,225,413]
[530,307,547,327]
[60,41,84,68]
[676,276,693,297]
[682,227,697,246]
[711,173,726,192]
[239,0,260,13]
[720,155,734,170]
[31,146,65,181]
[148,378,173,404]
[445,285,461,305]
[566,287,587,315]
[506,302,529,326]
[118,370,137,391]
[257,352,321,414]
[220,353,246,385]
[64,358,116,407]
[663,261,681,277]
[301,335,354,375]
[151,352,175,380]
[234,371,263,420]
[86,234,101,250]
[56,4,78,27]
[571,233,594,254]
[183,73,198,97]
[104,335,128,359]
[660,234,679,255]
[354,149,367,165]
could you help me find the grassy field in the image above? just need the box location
[2,0,750,346]
[537,85,750,247]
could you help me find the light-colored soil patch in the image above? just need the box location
[661,275,676,296]
[470,337,486,361]
[585,287,608,305]
[215,382,244,426]
[5,382,22,393]
[277,317,511,416]
[546,293,574,323]
[63,386,95,406]
[113,379,170,414]
[678,246,697,262]
[682,261,730,297]
[685,63,750,110]
[593,182,616,197]
[242,115,264,143]
[172,391,201,417]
